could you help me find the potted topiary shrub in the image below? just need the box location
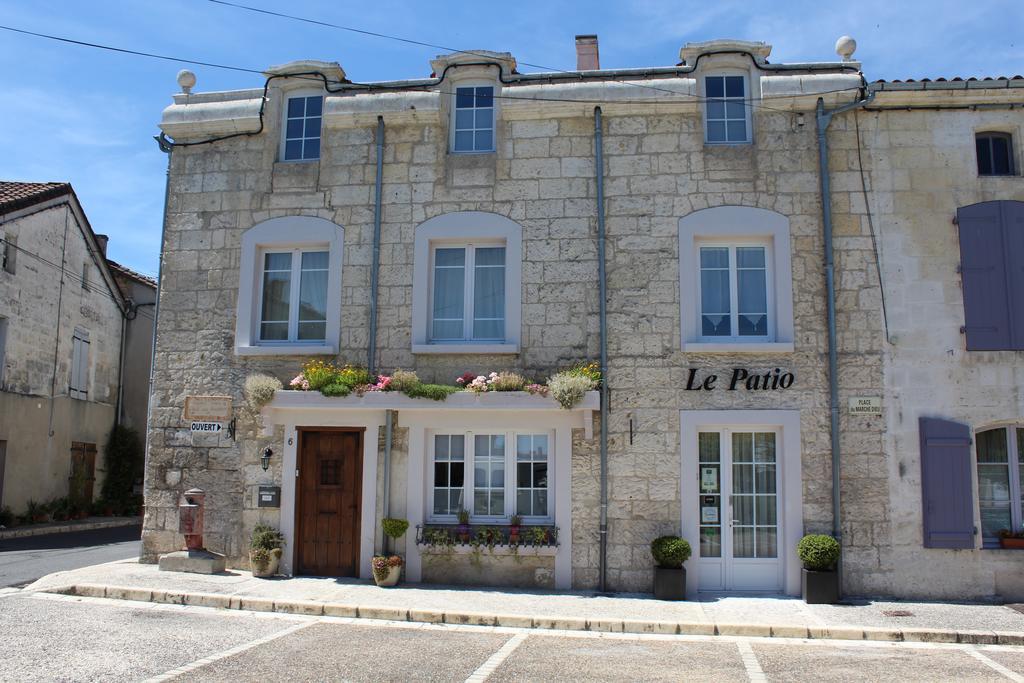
[797,533,841,604]
[250,524,285,578]
[373,517,409,587]
[651,535,691,600]
[456,508,471,543]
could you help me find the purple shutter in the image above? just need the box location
[1003,201,1024,348]
[958,202,1010,350]
[919,417,974,549]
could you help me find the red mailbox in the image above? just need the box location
[179,488,206,551]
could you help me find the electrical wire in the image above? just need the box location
[853,108,891,344]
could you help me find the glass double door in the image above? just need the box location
[696,429,783,592]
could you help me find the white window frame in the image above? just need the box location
[412,212,521,354]
[235,216,343,356]
[679,206,794,353]
[70,327,90,400]
[449,80,496,154]
[256,247,330,344]
[426,428,554,525]
[280,91,324,163]
[975,424,1024,547]
[703,72,752,145]
[428,241,506,343]
[695,239,774,343]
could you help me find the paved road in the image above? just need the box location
[0,524,141,588]
[2,590,1024,682]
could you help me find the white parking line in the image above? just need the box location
[143,620,315,682]
[465,632,528,682]
[736,639,767,682]
[968,647,1024,682]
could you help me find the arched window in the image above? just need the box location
[976,424,1024,545]
[679,206,794,352]
[234,216,344,355]
[411,212,521,354]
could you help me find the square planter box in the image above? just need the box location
[1000,537,1024,549]
[653,567,686,601]
[801,568,839,604]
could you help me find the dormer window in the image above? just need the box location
[976,132,1015,176]
[451,85,495,153]
[282,94,323,161]
[704,75,750,144]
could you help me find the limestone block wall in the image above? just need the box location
[0,200,123,513]
[861,102,1024,599]
[145,76,888,593]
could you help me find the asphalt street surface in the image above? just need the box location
[3,590,1024,682]
[0,524,141,588]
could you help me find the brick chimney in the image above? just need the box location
[95,234,108,255]
[575,35,599,71]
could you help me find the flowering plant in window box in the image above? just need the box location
[998,529,1024,549]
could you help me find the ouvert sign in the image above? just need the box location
[684,367,795,392]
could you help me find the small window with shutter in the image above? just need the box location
[957,200,1024,351]
[976,132,1015,176]
[919,417,975,549]
[70,328,90,400]
[976,426,1024,546]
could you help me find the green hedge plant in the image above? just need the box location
[797,534,840,571]
[382,518,409,540]
[651,535,692,569]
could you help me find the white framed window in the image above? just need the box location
[697,241,772,341]
[704,74,751,144]
[235,216,343,356]
[70,327,89,400]
[282,94,323,162]
[430,244,506,342]
[679,206,794,352]
[450,84,495,153]
[412,212,521,354]
[428,430,552,524]
[976,425,1024,545]
[257,249,329,343]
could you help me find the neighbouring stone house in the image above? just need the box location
[145,34,1024,599]
[0,182,155,518]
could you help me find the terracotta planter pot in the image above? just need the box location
[374,563,402,587]
[250,549,281,578]
[1000,537,1024,549]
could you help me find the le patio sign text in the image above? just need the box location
[684,367,795,392]
[184,395,233,422]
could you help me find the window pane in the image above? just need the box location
[705,76,724,98]
[287,98,304,117]
[533,463,547,487]
[455,87,474,108]
[726,101,746,120]
[706,100,725,119]
[455,109,474,129]
[754,433,776,463]
[260,271,290,325]
[736,247,765,268]
[733,527,754,558]
[756,495,778,526]
[450,434,465,460]
[992,136,1012,175]
[432,248,465,337]
[299,270,327,321]
[260,322,288,340]
[304,116,322,138]
[700,527,721,557]
[433,490,448,515]
[305,95,323,116]
[475,87,494,107]
[738,269,767,312]
[733,432,753,462]
[435,434,449,459]
[755,464,777,494]
[297,322,326,340]
[475,130,493,151]
[725,76,745,97]
[475,109,493,129]
[698,432,720,463]
[450,462,464,487]
[517,463,531,486]
[977,429,1008,463]
[533,490,547,516]
[700,247,729,269]
[284,140,303,160]
[727,120,747,142]
[706,121,726,142]
[517,490,530,515]
[701,268,730,312]
[286,118,304,139]
[264,252,292,271]
[434,462,448,487]
[303,138,320,160]
[756,527,778,558]
[735,496,753,525]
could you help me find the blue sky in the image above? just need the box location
[2,0,1021,275]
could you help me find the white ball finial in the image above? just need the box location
[177,69,197,94]
[835,35,857,62]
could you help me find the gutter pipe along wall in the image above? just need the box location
[594,106,610,593]
[814,85,875,577]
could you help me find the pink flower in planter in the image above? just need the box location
[289,374,310,390]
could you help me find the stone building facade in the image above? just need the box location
[145,37,1024,599]
[0,182,144,516]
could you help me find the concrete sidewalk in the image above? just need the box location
[25,559,1024,645]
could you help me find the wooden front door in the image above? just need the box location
[69,442,97,508]
[296,429,363,576]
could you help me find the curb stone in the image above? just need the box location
[47,584,1023,645]
[0,517,141,540]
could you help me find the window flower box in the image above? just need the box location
[415,524,559,557]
